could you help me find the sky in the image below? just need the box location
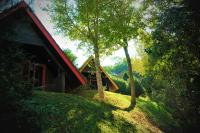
[33,0,139,67]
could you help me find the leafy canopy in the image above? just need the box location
[63,48,78,66]
[51,0,116,55]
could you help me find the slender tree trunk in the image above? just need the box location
[94,43,104,100]
[92,0,104,100]
[123,40,136,108]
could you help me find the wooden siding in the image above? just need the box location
[0,12,44,46]
[80,56,119,91]
[0,1,86,87]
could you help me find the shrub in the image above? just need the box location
[0,45,32,104]
[0,45,38,133]
[127,79,144,97]
[110,75,128,93]
[111,75,144,97]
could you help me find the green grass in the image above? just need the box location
[72,90,179,132]
[23,90,179,133]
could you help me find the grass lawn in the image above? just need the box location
[23,90,179,133]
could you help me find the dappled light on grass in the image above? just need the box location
[87,90,131,109]
[25,91,137,133]
[73,90,179,132]
[24,90,180,132]
[136,97,180,132]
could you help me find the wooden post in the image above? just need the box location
[42,64,46,91]
[33,64,36,88]
[58,69,65,92]
[60,70,65,92]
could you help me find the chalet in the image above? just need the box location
[80,56,119,92]
[0,2,86,91]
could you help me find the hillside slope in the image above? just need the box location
[24,90,179,133]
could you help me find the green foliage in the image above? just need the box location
[51,0,117,98]
[63,48,78,66]
[104,61,144,97]
[110,75,128,93]
[110,75,144,97]
[50,0,115,54]
[137,97,180,132]
[101,0,148,106]
[0,45,37,133]
[0,45,32,105]
[139,0,200,131]
[102,0,146,47]
[123,73,129,81]
[129,79,144,97]
[104,60,144,97]
[131,58,145,75]
[104,59,128,76]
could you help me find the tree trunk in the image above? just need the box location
[123,40,136,108]
[94,43,104,100]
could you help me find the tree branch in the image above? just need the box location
[63,1,90,39]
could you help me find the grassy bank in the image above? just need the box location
[23,90,179,133]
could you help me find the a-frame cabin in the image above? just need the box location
[0,2,86,91]
[80,56,119,92]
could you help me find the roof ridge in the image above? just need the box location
[80,56,119,91]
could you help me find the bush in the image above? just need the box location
[111,75,128,93]
[0,45,38,133]
[111,75,144,97]
[127,79,144,97]
[0,45,32,104]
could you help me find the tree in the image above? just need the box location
[140,0,200,131]
[131,58,145,75]
[104,58,128,76]
[63,49,78,66]
[103,0,148,107]
[50,0,119,100]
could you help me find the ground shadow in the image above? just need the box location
[26,91,137,133]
